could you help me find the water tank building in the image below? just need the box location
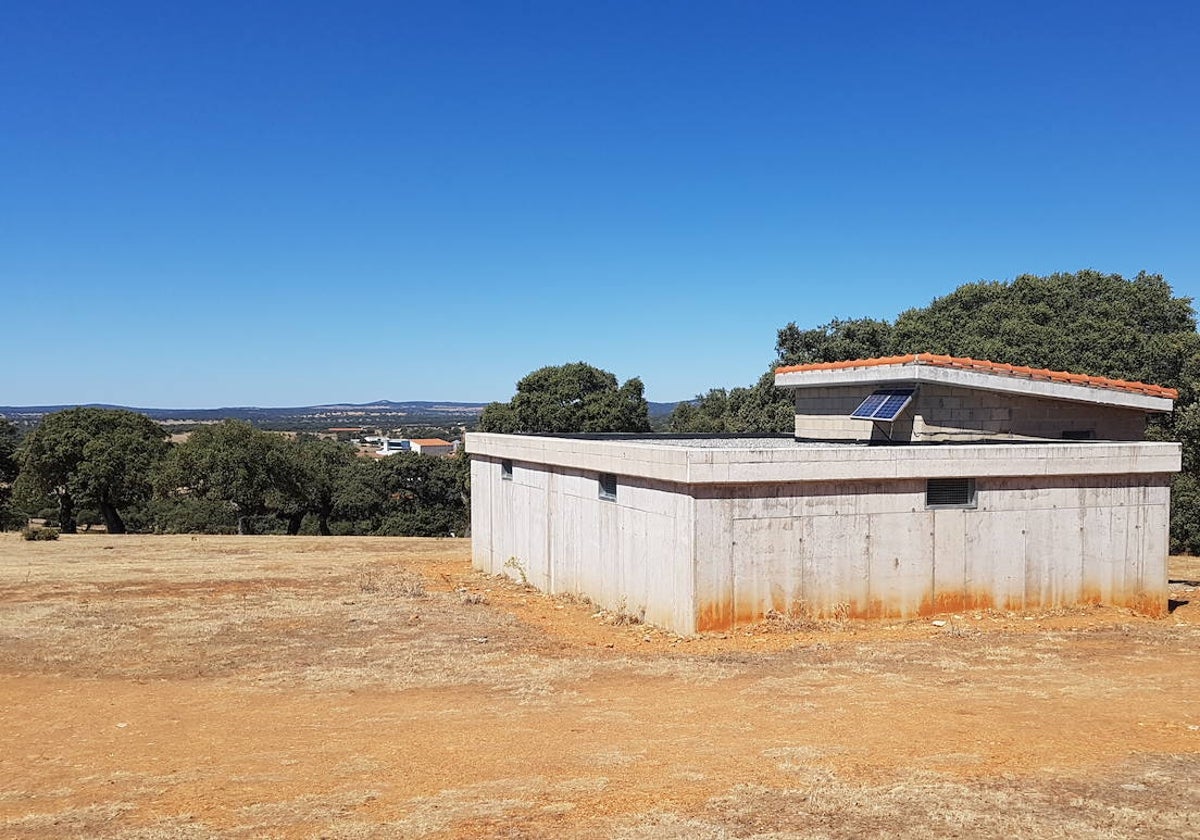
[468,355,1180,634]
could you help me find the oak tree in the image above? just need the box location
[479,362,651,434]
[18,408,168,533]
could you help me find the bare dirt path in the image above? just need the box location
[1,535,1198,838]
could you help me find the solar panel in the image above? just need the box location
[850,388,915,421]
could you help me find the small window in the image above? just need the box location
[599,472,617,501]
[501,459,513,480]
[1062,430,1095,440]
[926,478,976,508]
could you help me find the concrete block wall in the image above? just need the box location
[793,387,887,440]
[913,384,1147,441]
[690,474,1171,629]
[793,384,1147,442]
[470,456,695,630]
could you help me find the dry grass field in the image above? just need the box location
[1,534,1198,839]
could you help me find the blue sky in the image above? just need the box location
[3,1,1198,408]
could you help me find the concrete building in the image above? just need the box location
[467,355,1181,634]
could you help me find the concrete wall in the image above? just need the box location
[468,434,1179,635]
[691,474,1171,630]
[793,384,1148,442]
[471,456,695,630]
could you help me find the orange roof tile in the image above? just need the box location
[774,353,1178,400]
[410,438,453,446]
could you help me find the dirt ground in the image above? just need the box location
[1,535,1198,839]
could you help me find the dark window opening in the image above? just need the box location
[1062,430,1095,440]
[501,459,513,480]
[926,478,976,508]
[599,472,617,501]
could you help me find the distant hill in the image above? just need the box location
[1,399,684,431]
[0,401,489,432]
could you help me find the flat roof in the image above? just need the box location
[467,432,1180,485]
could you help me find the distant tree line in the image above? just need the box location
[5,270,1199,551]
[0,412,468,537]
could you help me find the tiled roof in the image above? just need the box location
[410,438,453,446]
[774,353,1178,400]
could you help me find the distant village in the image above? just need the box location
[160,425,465,459]
[323,427,461,458]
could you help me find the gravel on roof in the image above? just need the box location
[620,437,860,449]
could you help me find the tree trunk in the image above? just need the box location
[98,501,126,534]
[318,507,331,536]
[285,512,304,535]
[58,491,77,534]
[237,514,253,535]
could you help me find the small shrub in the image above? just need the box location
[357,567,380,593]
[502,556,530,586]
[21,526,60,541]
[396,571,427,598]
[763,608,822,632]
[603,597,644,626]
[356,566,426,598]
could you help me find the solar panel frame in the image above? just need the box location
[850,388,916,421]
[850,393,888,418]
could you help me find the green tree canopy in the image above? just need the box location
[284,435,362,536]
[17,407,168,534]
[478,362,651,434]
[771,270,1199,391]
[152,423,468,538]
[156,420,299,535]
[890,270,1199,394]
[373,451,469,536]
[0,419,21,529]
[674,317,899,434]
[0,420,17,483]
[776,317,896,367]
[670,372,793,434]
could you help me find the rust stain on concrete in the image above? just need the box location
[696,598,734,632]
[696,583,1167,631]
[1123,590,1168,618]
[919,591,997,616]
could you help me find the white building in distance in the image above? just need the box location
[409,438,455,456]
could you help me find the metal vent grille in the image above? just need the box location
[599,473,617,501]
[926,478,975,507]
